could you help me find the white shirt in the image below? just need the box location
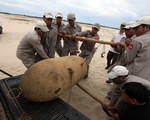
[109,31,126,53]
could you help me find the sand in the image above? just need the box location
[0,13,118,120]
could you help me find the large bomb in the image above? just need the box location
[19,56,87,102]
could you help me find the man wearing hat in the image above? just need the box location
[52,12,65,57]
[35,12,57,62]
[104,65,150,115]
[107,22,136,69]
[125,16,150,81]
[72,23,100,79]
[108,82,150,120]
[105,23,126,70]
[16,21,49,68]
[62,12,82,56]
[115,22,136,66]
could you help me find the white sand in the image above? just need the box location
[0,13,118,120]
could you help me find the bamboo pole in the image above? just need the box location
[76,83,108,108]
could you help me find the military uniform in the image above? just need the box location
[77,30,99,65]
[16,30,48,68]
[35,26,57,62]
[52,20,65,56]
[125,31,150,80]
[110,35,136,68]
[77,23,100,79]
[62,23,81,56]
[44,26,57,58]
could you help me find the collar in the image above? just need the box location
[53,20,63,26]
[68,23,77,28]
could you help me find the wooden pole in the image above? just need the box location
[59,33,126,48]
[76,83,108,108]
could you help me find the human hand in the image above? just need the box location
[107,106,118,114]
[71,33,76,38]
[110,42,117,47]
[125,38,131,46]
[108,110,120,120]
[61,31,67,36]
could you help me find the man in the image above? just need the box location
[109,82,150,120]
[124,16,150,81]
[106,22,135,83]
[35,12,57,62]
[16,21,49,68]
[104,65,150,114]
[115,22,136,66]
[75,23,100,79]
[105,23,126,69]
[110,22,135,66]
[52,12,65,57]
[62,13,82,56]
[42,12,57,58]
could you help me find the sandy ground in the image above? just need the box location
[0,13,118,120]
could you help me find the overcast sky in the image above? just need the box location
[0,0,150,28]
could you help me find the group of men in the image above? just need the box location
[103,16,150,120]
[16,11,150,119]
[16,12,100,78]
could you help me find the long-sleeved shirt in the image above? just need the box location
[77,30,99,54]
[125,31,150,81]
[63,23,82,52]
[110,75,150,111]
[52,20,65,46]
[42,26,57,58]
[16,30,48,61]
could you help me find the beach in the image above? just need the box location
[0,13,118,120]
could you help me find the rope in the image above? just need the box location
[67,67,74,103]
[7,88,22,99]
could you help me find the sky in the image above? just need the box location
[0,0,150,28]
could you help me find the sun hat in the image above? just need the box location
[124,22,135,29]
[92,23,101,30]
[36,21,49,32]
[43,12,53,19]
[67,13,75,20]
[131,16,150,28]
[55,12,63,18]
[107,65,129,79]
